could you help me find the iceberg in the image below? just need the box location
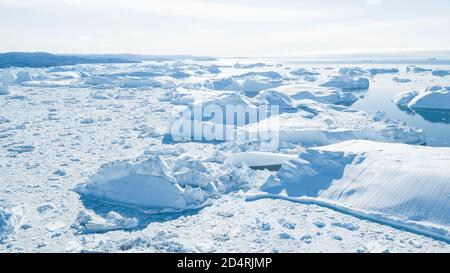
[393,77,412,83]
[0,83,9,95]
[320,76,369,90]
[245,100,425,147]
[261,140,450,241]
[15,71,33,83]
[369,68,399,75]
[75,155,219,212]
[339,67,368,76]
[266,85,359,105]
[432,69,450,77]
[0,205,26,241]
[393,86,450,110]
[290,68,319,76]
[407,66,432,73]
[120,78,163,88]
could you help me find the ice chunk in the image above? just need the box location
[245,100,425,147]
[369,68,399,75]
[432,69,450,77]
[225,152,297,169]
[339,67,368,76]
[271,140,450,236]
[320,76,369,90]
[72,210,138,234]
[207,77,241,91]
[15,71,33,83]
[391,90,419,108]
[395,86,450,110]
[393,77,411,83]
[266,85,359,105]
[408,86,450,110]
[407,66,432,73]
[290,68,319,76]
[233,62,266,69]
[120,78,163,88]
[0,83,9,95]
[75,155,217,212]
[237,71,282,79]
[0,70,16,83]
[0,205,26,241]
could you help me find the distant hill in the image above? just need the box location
[0,52,139,68]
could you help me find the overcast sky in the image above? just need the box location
[1,0,450,57]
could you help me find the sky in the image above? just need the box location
[1,0,450,57]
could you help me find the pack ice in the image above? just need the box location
[261,140,450,241]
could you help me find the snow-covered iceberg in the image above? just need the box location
[75,155,218,212]
[392,86,450,110]
[259,140,450,241]
[320,76,369,90]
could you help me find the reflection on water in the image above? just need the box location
[408,108,450,125]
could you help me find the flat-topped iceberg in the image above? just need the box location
[392,86,450,110]
[320,76,369,90]
[260,140,450,241]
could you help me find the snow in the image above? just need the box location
[393,86,450,110]
[320,76,369,90]
[259,140,450,242]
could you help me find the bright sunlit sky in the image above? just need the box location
[1,0,450,57]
